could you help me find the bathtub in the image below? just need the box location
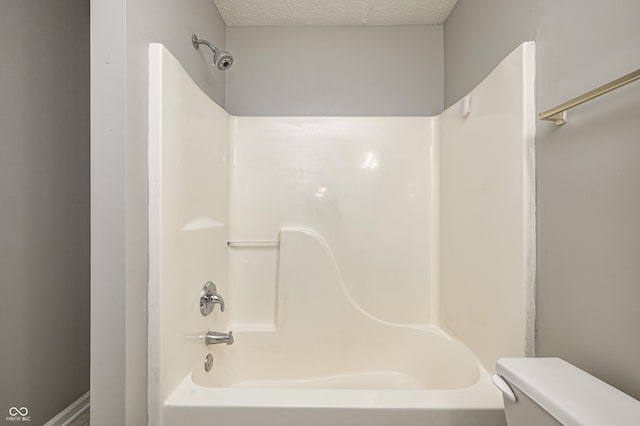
[161,229,505,425]
[164,327,505,426]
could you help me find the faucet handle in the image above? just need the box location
[214,293,225,312]
[200,281,225,316]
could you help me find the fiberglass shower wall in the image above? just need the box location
[147,44,230,423]
[228,117,439,328]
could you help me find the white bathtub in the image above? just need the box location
[164,326,505,426]
[158,228,506,425]
[161,229,506,425]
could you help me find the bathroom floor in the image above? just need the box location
[68,408,90,426]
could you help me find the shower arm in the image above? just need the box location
[192,34,219,55]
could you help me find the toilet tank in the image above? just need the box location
[494,358,640,426]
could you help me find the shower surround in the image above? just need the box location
[148,42,535,425]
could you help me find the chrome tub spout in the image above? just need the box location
[205,330,234,345]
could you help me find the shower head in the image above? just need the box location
[192,34,233,71]
[213,49,233,71]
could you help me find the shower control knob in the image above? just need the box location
[200,281,225,316]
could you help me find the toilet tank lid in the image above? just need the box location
[496,358,640,426]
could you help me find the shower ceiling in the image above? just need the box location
[213,0,459,26]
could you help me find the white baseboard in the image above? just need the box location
[44,391,89,426]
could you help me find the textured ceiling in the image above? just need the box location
[213,0,459,26]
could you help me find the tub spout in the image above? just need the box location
[205,330,234,345]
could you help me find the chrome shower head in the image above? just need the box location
[213,49,233,71]
[192,34,233,71]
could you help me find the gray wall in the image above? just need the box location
[443,0,536,107]
[0,1,90,424]
[91,0,226,424]
[445,0,640,400]
[226,25,443,116]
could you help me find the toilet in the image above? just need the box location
[493,358,640,425]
